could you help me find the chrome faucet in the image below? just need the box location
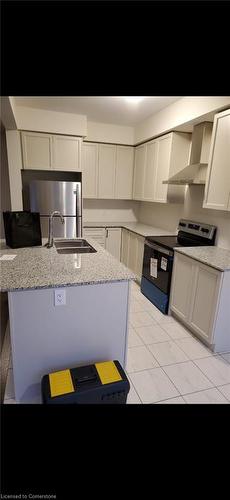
[46,211,65,248]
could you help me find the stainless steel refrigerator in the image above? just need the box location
[29,180,82,238]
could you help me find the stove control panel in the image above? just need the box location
[178,219,217,242]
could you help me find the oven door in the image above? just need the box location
[142,241,174,294]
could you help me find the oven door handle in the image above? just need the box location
[145,241,174,256]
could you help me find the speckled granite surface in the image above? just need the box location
[84,221,176,237]
[0,239,136,292]
[175,246,230,271]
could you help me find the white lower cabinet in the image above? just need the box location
[170,252,230,352]
[121,229,130,267]
[84,226,145,279]
[105,228,121,260]
[135,234,145,280]
[121,229,145,281]
[83,227,106,247]
[83,226,121,260]
[169,253,195,323]
[127,231,137,272]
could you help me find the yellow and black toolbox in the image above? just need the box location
[41,360,130,404]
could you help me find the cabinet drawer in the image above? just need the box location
[84,227,105,236]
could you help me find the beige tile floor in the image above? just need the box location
[3,281,230,404]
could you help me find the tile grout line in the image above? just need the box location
[127,376,142,404]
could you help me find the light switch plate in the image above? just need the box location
[54,289,66,306]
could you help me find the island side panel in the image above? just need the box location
[8,280,130,403]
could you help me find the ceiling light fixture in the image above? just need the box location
[124,97,145,104]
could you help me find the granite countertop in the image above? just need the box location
[84,221,176,237]
[175,246,230,272]
[0,239,136,292]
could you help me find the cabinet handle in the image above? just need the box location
[106,229,108,238]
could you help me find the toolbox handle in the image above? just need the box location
[77,374,97,384]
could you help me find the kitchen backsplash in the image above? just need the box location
[138,185,230,249]
[83,199,140,222]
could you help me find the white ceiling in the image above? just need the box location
[12,96,182,126]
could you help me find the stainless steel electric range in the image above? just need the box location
[141,219,217,314]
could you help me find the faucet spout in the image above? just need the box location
[46,211,65,248]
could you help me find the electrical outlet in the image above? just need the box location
[54,289,66,306]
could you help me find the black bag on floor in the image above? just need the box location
[3,211,42,248]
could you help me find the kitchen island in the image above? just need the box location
[0,239,135,403]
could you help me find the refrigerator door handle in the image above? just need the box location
[74,182,82,218]
[77,217,82,238]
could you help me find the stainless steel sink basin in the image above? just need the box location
[54,239,97,254]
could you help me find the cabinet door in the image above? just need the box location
[127,232,138,272]
[154,134,172,203]
[135,235,145,280]
[121,229,130,267]
[115,146,134,199]
[98,144,116,199]
[133,144,146,200]
[143,140,158,201]
[105,228,121,260]
[21,131,52,170]
[189,263,221,342]
[52,135,82,171]
[170,253,195,322]
[83,227,106,247]
[203,109,230,211]
[82,143,98,198]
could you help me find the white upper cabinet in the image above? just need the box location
[153,134,172,203]
[133,144,146,200]
[81,142,98,198]
[143,140,158,201]
[203,108,230,211]
[52,135,82,171]
[21,131,82,171]
[82,143,134,200]
[98,144,116,199]
[115,146,134,199]
[21,132,52,170]
[133,132,190,204]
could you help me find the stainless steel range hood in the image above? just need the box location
[163,122,213,185]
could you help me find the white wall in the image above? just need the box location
[10,102,87,137]
[0,97,17,129]
[1,125,11,237]
[85,120,134,145]
[5,130,23,211]
[138,185,230,249]
[83,199,140,223]
[135,97,230,144]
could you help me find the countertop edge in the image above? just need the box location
[0,276,136,293]
[83,221,176,237]
[174,247,230,272]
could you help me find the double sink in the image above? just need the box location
[54,239,97,254]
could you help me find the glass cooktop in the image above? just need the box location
[146,235,181,250]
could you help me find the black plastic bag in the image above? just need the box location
[3,211,42,248]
